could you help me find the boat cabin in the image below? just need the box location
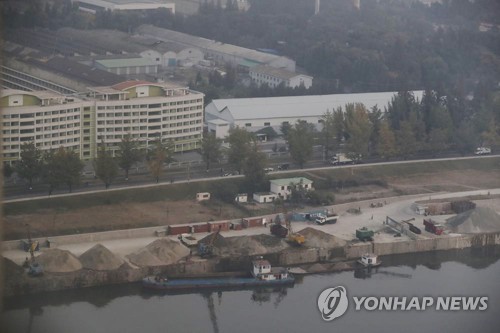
[359,253,380,267]
[251,259,289,281]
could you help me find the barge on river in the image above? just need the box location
[142,259,294,291]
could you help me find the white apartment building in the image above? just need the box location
[1,80,204,163]
[249,65,313,89]
[1,89,87,162]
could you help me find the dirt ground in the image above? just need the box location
[4,168,500,240]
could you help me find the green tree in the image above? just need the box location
[94,141,119,189]
[242,142,268,195]
[287,120,315,169]
[453,121,478,156]
[377,120,397,159]
[280,122,292,141]
[200,132,223,171]
[16,141,43,189]
[396,121,418,159]
[3,163,14,179]
[427,128,449,156]
[116,134,142,180]
[226,127,252,174]
[147,137,174,183]
[320,110,338,160]
[43,147,83,193]
[344,103,373,158]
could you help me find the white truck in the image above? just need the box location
[315,214,338,225]
[475,147,491,155]
[330,153,355,165]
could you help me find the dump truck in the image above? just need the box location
[356,227,374,241]
[315,214,338,225]
[423,219,444,235]
[270,223,288,238]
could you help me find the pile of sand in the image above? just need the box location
[79,244,124,271]
[215,234,288,256]
[298,227,347,248]
[199,232,227,248]
[2,256,23,275]
[446,207,500,233]
[36,249,82,273]
[127,238,190,267]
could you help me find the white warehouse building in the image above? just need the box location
[75,0,175,13]
[205,91,424,138]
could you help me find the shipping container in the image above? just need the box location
[191,222,210,233]
[243,217,263,228]
[208,221,230,232]
[230,221,243,230]
[167,225,192,236]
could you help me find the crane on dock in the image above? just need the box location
[198,226,221,257]
[24,224,43,276]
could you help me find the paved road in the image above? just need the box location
[4,154,498,203]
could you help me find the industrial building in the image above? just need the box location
[1,81,204,163]
[136,25,296,72]
[94,58,159,76]
[205,91,424,138]
[249,65,313,89]
[75,0,175,14]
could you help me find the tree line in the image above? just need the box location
[10,135,176,194]
[4,0,499,97]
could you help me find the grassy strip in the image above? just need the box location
[5,157,500,216]
[4,178,244,216]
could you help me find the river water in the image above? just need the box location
[2,247,500,333]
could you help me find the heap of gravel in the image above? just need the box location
[127,238,190,267]
[298,227,347,248]
[36,249,82,273]
[446,207,500,234]
[3,256,23,275]
[214,234,288,257]
[199,232,227,247]
[79,244,124,271]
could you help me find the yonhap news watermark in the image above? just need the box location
[318,286,488,321]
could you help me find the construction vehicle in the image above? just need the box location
[284,209,305,246]
[423,218,444,235]
[198,227,221,258]
[270,222,288,238]
[24,224,43,276]
[330,153,361,165]
[315,213,338,225]
[270,209,305,246]
[356,227,374,242]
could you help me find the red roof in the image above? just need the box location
[112,80,154,91]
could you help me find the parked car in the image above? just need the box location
[264,167,274,172]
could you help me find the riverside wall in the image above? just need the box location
[4,232,500,297]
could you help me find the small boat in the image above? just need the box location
[142,259,294,291]
[357,253,381,268]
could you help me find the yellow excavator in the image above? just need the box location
[286,215,305,246]
[280,203,305,246]
[24,224,43,276]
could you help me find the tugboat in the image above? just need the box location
[357,253,381,268]
[142,259,294,291]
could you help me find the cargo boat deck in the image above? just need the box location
[142,259,294,291]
